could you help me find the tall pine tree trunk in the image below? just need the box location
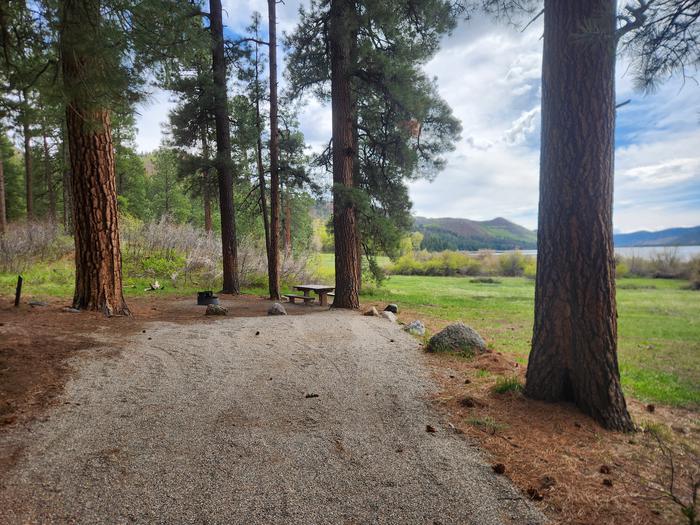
[61,0,129,316]
[43,132,56,222]
[329,0,360,309]
[209,0,239,294]
[0,149,6,234]
[525,0,633,431]
[267,0,281,300]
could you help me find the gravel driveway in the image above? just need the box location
[0,310,544,524]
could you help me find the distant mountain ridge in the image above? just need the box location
[413,216,537,251]
[613,226,700,247]
[413,216,700,251]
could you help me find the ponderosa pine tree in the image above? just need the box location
[287,0,460,303]
[328,0,361,308]
[525,0,634,431]
[60,0,130,315]
[267,0,281,300]
[209,0,240,294]
[480,0,699,430]
[166,54,218,233]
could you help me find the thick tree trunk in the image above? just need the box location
[525,0,633,431]
[43,133,56,222]
[21,93,33,220]
[209,0,239,294]
[267,0,281,300]
[0,150,6,234]
[329,0,360,309]
[65,107,129,316]
[61,0,129,316]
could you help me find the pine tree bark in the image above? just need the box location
[61,0,129,316]
[209,0,239,294]
[525,0,633,431]
[329,0,360,309]
[267,0,281,300]
[43,133,56,222]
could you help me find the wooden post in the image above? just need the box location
[14,275,23,307]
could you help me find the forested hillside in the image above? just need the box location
[414,216,537,251]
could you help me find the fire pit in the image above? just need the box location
[197,291,219,306]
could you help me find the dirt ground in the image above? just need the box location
[1,295,698,524]
[0,294,312,471]
[0,304,543,524]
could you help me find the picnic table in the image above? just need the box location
[285,284,335,306]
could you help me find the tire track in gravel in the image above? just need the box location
[0,310,544,525]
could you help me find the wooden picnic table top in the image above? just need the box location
[294,284,335,292]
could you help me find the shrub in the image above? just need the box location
[615,261,630,278]
[498,251,527,277]
[0,221,73,272]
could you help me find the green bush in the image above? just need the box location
[615,261,630,278]
[498,251,527,277]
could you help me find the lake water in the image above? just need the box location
[491,246,700,261]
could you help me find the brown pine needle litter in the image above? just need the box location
[427,350,699,525]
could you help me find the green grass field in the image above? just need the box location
[2,253,698,408]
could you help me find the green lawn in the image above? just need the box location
[362,274,699,408]
[2,253,698,408]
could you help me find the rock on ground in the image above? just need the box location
[0,312,543,525]
[384,304,398,314]
[427,322,487,356]
[404,320,426,337]
[381,311,397,322]
[363,306,379,317]
[205,304,228,316]
[267,302,287,316]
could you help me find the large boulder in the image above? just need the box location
[205,304,228,316]
[427,323,486,356]
[267,302,287,316]
[380,311,397,322]
[384,304,398,314]
[404,320,425,337]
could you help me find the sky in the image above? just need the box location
[134,1,700,233]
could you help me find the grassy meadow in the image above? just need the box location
[1,252,698,408]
